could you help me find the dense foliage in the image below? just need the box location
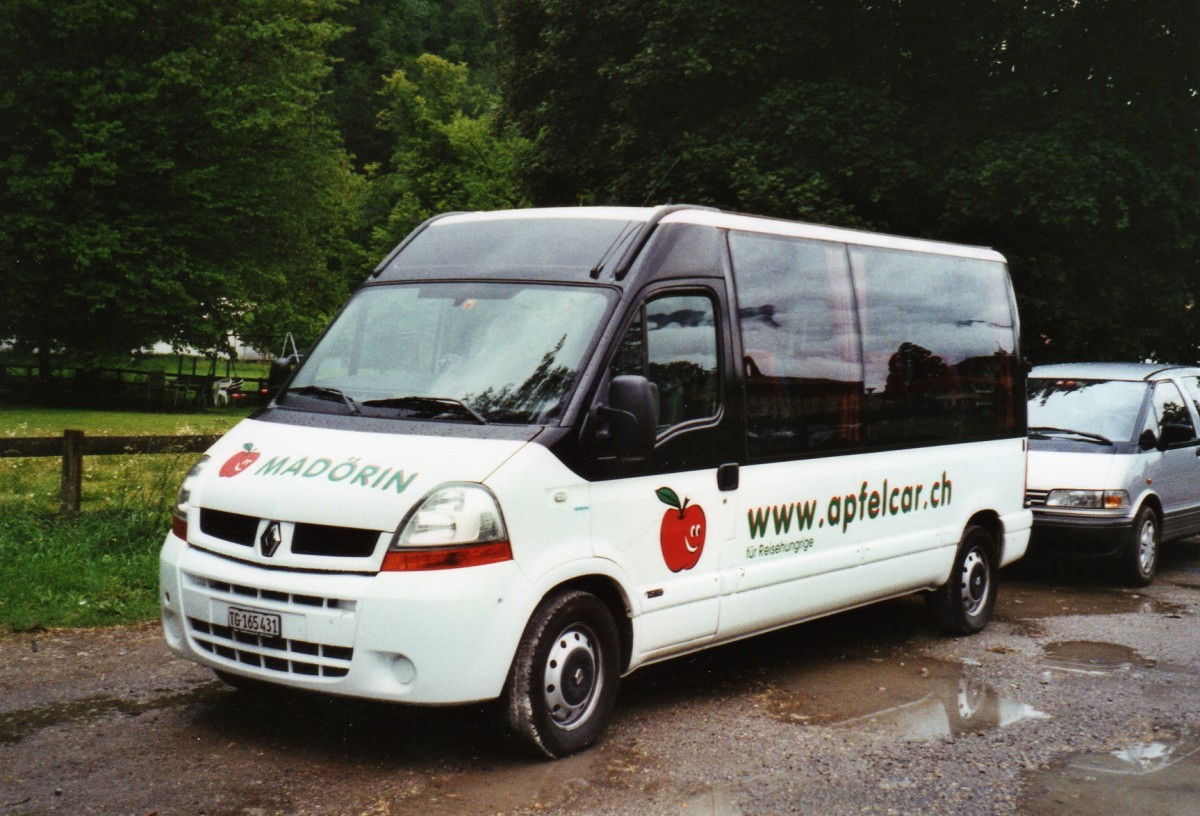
[499,0,1200,363]
[1,0,1197,366]
[0,0,365,366]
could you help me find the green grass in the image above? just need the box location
[1,406,249,437]
[0,408,246,634]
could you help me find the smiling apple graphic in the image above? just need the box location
[657,487,706,572]
[219,443,260,478]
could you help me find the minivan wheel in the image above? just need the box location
[1122,506,1159,587]
[502,590,621,759]
[928,525,997,635]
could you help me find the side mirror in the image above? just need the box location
[1158,422,1194,450]
[600,375,658,460]
[1138,428,1158,450]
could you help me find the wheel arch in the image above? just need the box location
[1136,492,1163,523]
[539,574,634,674]
[966,510,1003,560]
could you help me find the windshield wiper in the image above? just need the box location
[1029,426,1113,445]
[288,385,361,416]
[361,395,488,425]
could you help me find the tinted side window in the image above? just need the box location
[729,231,864,458]
[849,247,1020,445]
[613,293,720,431]
[1150,381,1195,436]
[1181,376,1200,419]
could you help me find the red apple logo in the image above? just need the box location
[219,443,260,478]
[657,487,706,572]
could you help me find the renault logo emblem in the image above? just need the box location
[260,521,283,558]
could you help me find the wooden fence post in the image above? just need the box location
[61,429,84,518]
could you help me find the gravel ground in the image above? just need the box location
[2,539,1198,816]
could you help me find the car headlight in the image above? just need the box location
[171,455,211,540]
[383,483,511,571]
[1045,489,1129,510]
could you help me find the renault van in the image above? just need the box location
[1026,362,1200,585]
[160,206,1031,757]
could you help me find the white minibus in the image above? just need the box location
[160,206,1031,757]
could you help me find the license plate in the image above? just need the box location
[228,606,282,638]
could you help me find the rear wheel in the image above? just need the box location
[502,590,620,759]
[1121,505,1159,587]
[928,525,997,635]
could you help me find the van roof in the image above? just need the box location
[1030,362,1200,382]
[374,206,1007,282]
[431,206,1006,262]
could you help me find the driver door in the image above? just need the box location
[588,284,738,660]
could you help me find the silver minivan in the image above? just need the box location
[1026,363,1200,585]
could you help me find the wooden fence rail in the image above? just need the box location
[1,431,221,517]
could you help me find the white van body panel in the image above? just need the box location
[192,417,527,564]
[161,533,537,703]
[722,437,1028,639]
[160,205,1030,750]
[1026,449,1128,495]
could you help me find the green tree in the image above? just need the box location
[0,0,366,371]
[368,53,530,256]
[498,0,1200,363]
[327,0,502,171]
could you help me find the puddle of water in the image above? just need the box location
[999,584,1189,620]
[0,685,221,744]
[1042,641,1156,676]
[757,654,1047,740]
[1021,730,1200,816]
[385,742,744,816]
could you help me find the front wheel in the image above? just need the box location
[1121,505,1159,587]
[502,590,621,759]
[928,525,997,635]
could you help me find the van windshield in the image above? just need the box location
[1027,378,1147,443]
[282,282,613,424]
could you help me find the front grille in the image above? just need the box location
[184,572,354,610]
[292,523,380,557]
[1025,489,1050,508]
[188,618,352,677]
[200,509,258,547]
[182,571,356,679]
[197,508,382,558]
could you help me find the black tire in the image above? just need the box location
[502,590,621,759]
[928,525,997,635]
[1121,505,1159,587]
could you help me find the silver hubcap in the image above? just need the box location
[1137,518,1157,575]
[959,547,989,618]
[543,625,600,730]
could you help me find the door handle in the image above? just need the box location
[717,463,739,491]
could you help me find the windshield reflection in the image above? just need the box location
[283,282,612,424]
[1027,378,1147,443]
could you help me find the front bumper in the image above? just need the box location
[1027,509,1133,557]
[160,533,535,704]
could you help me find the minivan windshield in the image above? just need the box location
[283,282,613,424]
[1027,378,1147,444]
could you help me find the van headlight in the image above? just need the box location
[1045,489,1129,510]
[171,455,211,540]
[383,483,511,571]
